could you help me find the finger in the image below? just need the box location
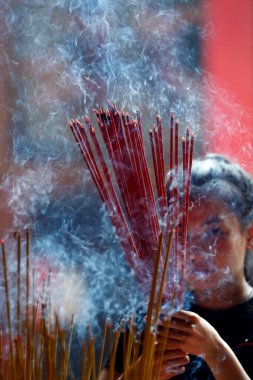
[157,314,192,330]
[154,348,187,359]
[167,355,190,366]
[157,321,192,337]
[159,365,186,379]
[169,330,187,342]
[158,328,188,342]
[172,310,198,322]
[156,319,171,331]
[158,313,170,322]
[159,354,190,366]
[171,316,193,330]
[156,326,170,338]
[163,338,186,350]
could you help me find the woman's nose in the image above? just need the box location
[188,235,217,257]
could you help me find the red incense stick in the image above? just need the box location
[69,104,194,306]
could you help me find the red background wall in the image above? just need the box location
[202,0,253,174]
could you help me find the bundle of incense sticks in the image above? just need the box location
[0,233,74,380]
[0,230,175,380]
[69,102,194,303]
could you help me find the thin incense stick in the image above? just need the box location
[14,232,22,337]
[1,241,14,371]
[97,320,108,379]
[65,314,74,379]
[108,328,121,380]
[81,342,87,380]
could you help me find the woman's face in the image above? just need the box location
[185,198,248,290]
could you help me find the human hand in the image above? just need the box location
[119,349,188,380]
[157,310,223,363]
[156,310,251,380]
[153,347,189,379]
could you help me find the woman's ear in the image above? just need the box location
[246,225,253,250]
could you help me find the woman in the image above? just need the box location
[100,154,253,379]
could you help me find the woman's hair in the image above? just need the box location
[189,154,253,228]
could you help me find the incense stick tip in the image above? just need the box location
[76,120,84,129]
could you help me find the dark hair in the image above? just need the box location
[189,154,253,229]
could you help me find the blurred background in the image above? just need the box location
[0,0,253,346]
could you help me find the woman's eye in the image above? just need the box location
[209,227,223,237]
[187,227,225,243]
